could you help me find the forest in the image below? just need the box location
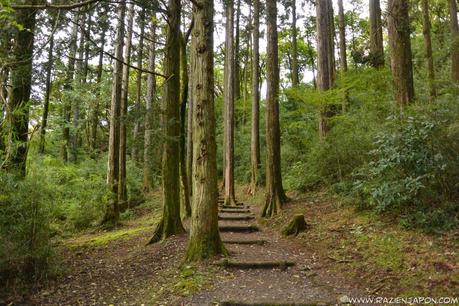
[0,0,458,304]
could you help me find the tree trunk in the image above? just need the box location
[62,13,79,162]
[316,0,335,139]
[104,1,126,225]
[338,0,347,72]
[179,31,191,217]
[150,0,185,243]
[186,48,193,199]
[3,1,37,177]
[132,8,146,163]
[262,0,287,218]
[369,0,384,68]
[39,16,54,154]
[119,2,134,206]
[449,0,459,82]
[291,0,299,85]
[387,0,415,110]
[70,9,86,163]
[143,18,157,194]
[185,0,226,261]
[234,0,241,101]
[248,0,260,195]
[421,0,436,102]
[223,0,237,206]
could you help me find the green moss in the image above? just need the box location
[65,226,150,248]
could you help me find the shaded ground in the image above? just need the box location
[23,188,458,305]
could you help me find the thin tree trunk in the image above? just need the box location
[39,17,54,154]
[262,0,287,218]
[119,2,134,206]
[132,8,146,163]
[185,0,225,262]
[248,0,260,195]
[150,0,185,243]
[338,0,347,72]
[143,18,157,194]
[62,14,79,162]
[234,0,241,101]
[387,0,415,109]
[179,31,191,217]
[291,0,299,86]
[421,0,436,102]
[449,0,459,82]
[186,48,193,200]
[369,0,384,68]
[104,1,126,225]
[3,2,37,177]
[223,0,237,206]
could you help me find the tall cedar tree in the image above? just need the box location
[3,0,38,177]
[369,0,384,68]
[150,0,185,243]
[185,0,226,261]
[248,0,261,195]
[104,1,126,224]
[316,0,336,138]
[119,2,135,205]
[223,0,237,206]
[387,0,415,109]
[338,0,347,72]
[291,0,299,86]
[449,0,459,82]
[262,0,287,217]
[421,0,436,101]
[143,18,157,193]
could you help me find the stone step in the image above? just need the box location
[219,224,259,233]
[222,239,266,245]
[219,215,255,221]
[219,302,324,306]
[219,208,251,214]
[215,259,295,270]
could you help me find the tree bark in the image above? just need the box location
[3,1,37,177]
[119,2,135,206]
[223,0,237,206]
[338,0,347,72]
[185,0,225,261]
[262,0,287,218]
[179,31,191,217]
[39,16,55,154]
[316,0,335,139]
[234,0,241,100]
[104,1,126,225]
[248,0,260,195]
[291,0,299,85]
[449,0,459,82]
[132,8,146,163]
[143,18,157,194]
[150,0,185,243]
[369,0,384,68]
[387,0,415,110]
[62,13,79,162]
[421,0,436,102]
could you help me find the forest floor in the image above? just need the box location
[24,187,458,305]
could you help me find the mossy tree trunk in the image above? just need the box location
[291,0,299,86]
[369,0,384,68]
[104,1,126,225]
[223,0,237,206]
[262,0,287,218]
[185,0,226,262]
[151,0,185,243]
[387,0,415,110]
[421,0,436,102]
[3,0,37,177]
[248,0,260,196]
[143,17,157,194]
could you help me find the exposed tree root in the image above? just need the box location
[216,259,295,270]
[148,218,164,244]
[219,224,259,233]
[222,239,266,245]
[282,214,309,236]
